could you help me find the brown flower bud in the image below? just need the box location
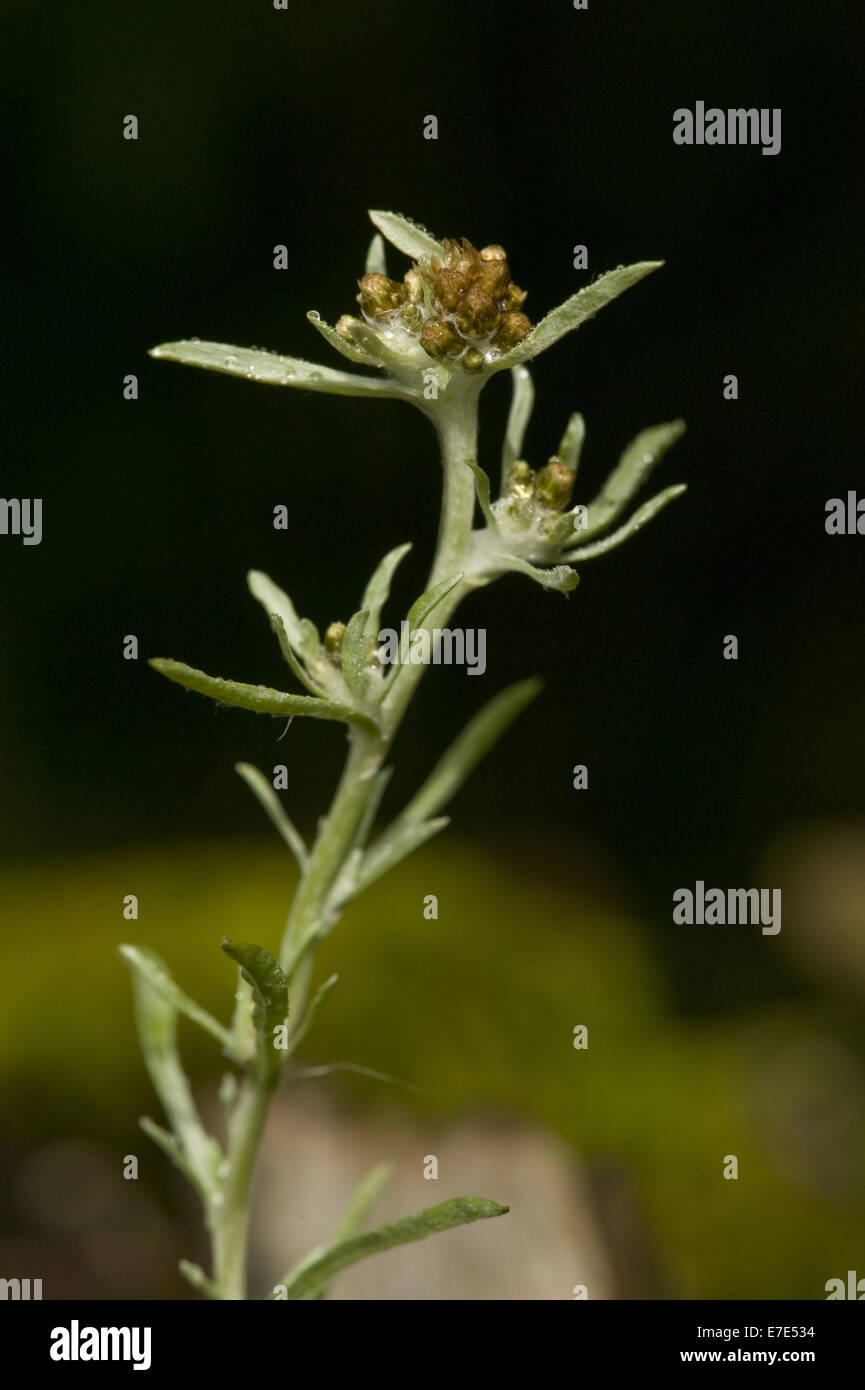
[431,267,469,313]
[479,244,507,263]
[534,457,576,509]
[357,273,405,317]
[504,282,528,310]
[476,258,511,299]
[492,310,533,349]
[420,316,463,360]
[455,285,499,338]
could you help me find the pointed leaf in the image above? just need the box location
[351,766,393,850]
[582,420,686,538]
[235,762,309,870]
[306,311,376,366]
[367,210,444,264]
[491,261,664,369]
[464,459,497,530]
[557,412,586,476]
[149,657,374,728]
[248,571,319,661]
[119,945,235,1054]
[565,483,687,561]
[497,555,579,593]
[271,1196,508,1300]
[284,973,339,1058]
[124,957,217,1197]
[179,1260,219,1300]
[360,543,412,637]
[303,1162,393,1300]
[406,573,463,632]
[501,365,534,487]
[365,233,387,275]
[354,817,450,896]
[221,939,288,1079]
[148,340,410,400]
[340,608,372,703]
[398,677,542,827]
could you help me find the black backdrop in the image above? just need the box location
[3,0,862,1018]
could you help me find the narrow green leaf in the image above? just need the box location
[405,573,463,632]
[341,318,416,373]
[247,571,318,660]
[491,261,664,370]
[124,961,216,1198]
[464,459,498,531]
[179,1260,219,1301]
[267,615,330,698]
[501,365,534,487]
[148,340,410,400]
[360,543,412,637]
[354,817,450,896]
[340,609,372,703]
[351,766,393,850]
[365,233,387,276]
[235,762,309,871]
[557,412,586,476]
[398,677,543,827]
[306,311,376,366]
[119,945,235,1054]
[149,657,373,728]
[271,1196,508,1300]
[582,420,686,539]
[284,972,339,1058]
[303,1162,393,1299]
[367,210,444,264]
[565,483,687,561]
[497,555,579,593]
[139,1117,201,1193]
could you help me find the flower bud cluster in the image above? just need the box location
[338,238,533,374]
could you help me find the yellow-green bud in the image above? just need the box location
[336,314,361,340]
[404,267,425,304]
[462,347,486,373]
[324,621,346,658]
[505,459,534,496]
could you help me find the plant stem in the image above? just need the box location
[211,1072,276,1300]
[209,382,481,1299]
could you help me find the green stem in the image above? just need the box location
[207,378,482,1300]
[210,1072,276,1300]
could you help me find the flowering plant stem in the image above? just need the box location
[125,210,686,1300]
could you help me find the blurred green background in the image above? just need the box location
[2,0,863,1298]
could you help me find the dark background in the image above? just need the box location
[1,0,864,1300]
[4,0,862,1009]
